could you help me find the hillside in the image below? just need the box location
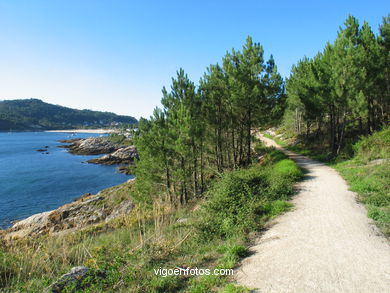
[0,99,137,131]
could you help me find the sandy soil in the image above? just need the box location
[235,134,390,293]
[45,129,117,134]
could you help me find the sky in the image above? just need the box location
[0,1,388,119]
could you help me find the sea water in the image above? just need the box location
[0,132,131,229]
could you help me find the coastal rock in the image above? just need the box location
[105,200,134,222]
[36,148,48,152]
[10,211,53,238]
[87,146,137,165]
[59,137,119,155]
[3,190,134,240]
[58,138,82,144]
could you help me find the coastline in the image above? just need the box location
[0,131,132,232]
[45,129,117,134]
[0,177,135,240]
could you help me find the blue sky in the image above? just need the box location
[0,1,388,119]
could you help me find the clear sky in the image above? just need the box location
[0,1,388,119]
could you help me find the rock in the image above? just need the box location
[10,211,53,238]
[265,128,277,136]
[368,158,389,166]
[59,137,119,155]
[44,266,106,293]
[118,165,129,173]
[176,218,188,224]
[87,146,137,165]
[2,190,134,240]
[36,149,48,152]
[58,138,82,144]
[105,200,134,222]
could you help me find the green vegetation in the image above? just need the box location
[334,128,390,236]
[2,13,389,292]
[0,147,302,292]
[134,36,284,208]
[283,15,389,157]
[267,14,390,239]
[1,35,300,292]
[0,99,137,131]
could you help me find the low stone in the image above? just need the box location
[87,146,137,165]
[105,200,134,222]
[1,189,133,240]
[368,158,389,166]
[59,137,119,155]
[44,266,106,293]
[36,149,48,152]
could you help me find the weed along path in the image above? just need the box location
[235,134,390,293]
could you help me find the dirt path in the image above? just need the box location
[235,134,390,293]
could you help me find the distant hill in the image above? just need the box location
[0,99,138,131]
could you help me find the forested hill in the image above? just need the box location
[0,99,137,131]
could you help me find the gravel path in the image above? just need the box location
[235,134,390,293]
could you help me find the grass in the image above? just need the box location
[334,161,390,236]
[0,145,303,292]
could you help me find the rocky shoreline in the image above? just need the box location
[0,136,138,241]
[59,136,138,172]
[0,178,135,241]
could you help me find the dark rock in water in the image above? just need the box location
[36,149,48,152]
[59,137,118,155]
[88,146,137,165]
[44,266,106,293]
[118,165,129,173]
[45,146,49,148]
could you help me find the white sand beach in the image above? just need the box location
[45,129,117,134]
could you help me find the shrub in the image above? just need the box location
[198,158,302,240]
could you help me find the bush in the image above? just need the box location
[198,157,302,240]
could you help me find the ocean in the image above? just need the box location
[0,132,132,229]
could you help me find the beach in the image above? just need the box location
[45,129,117,134]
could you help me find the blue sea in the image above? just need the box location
[0,132,132,229]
